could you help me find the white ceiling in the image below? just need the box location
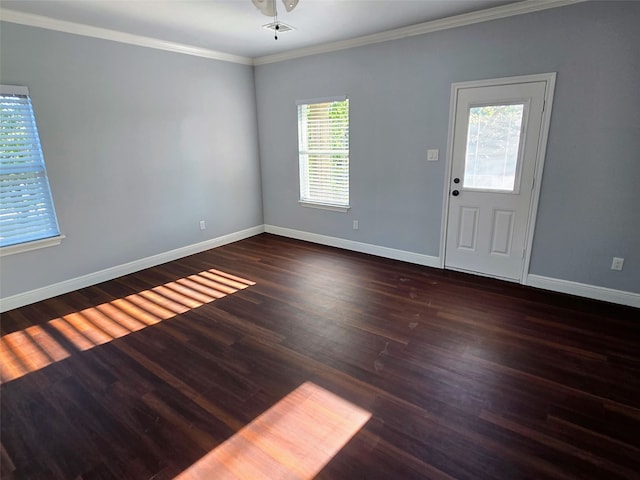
[1,0,524,60]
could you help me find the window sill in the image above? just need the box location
[0,235,65,257]
[299,201,350,213]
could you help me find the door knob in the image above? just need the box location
[452,190,460,196]
[453,178,460,184]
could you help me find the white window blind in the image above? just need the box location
[1,86,61,250]
[298,97,349,209]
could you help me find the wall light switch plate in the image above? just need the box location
[611,257,624,271]
[427,149,439,161]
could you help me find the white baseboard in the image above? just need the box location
[264,225,441,268]
[0,225,265,313]
[264,226,638,308]
[3,224,637,312]
[526,274,640,308]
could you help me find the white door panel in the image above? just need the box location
[445,80,548,281]
[457,207,479,250]
[491,209,515,256]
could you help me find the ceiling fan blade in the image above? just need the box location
[252,0,275,17]
[282,0,299,13]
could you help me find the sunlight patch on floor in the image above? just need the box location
[0,268,255,384]
[175,381,371,480]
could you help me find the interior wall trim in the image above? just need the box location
[526,274,640,309]
[2,1,586,66]
[0,8,253,65]
[3,225,636,313]
[264,225,441,268]
[0,225,265,313]
[266,225,638,309]
[253,0,587,65]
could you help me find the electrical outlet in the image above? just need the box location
[199,220,206,230]
[427,149,439,161]
[353,220,359,230]
[611,257,624,271]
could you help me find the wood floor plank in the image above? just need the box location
[1,233,638,479]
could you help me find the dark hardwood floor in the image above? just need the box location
[1,233,639,479]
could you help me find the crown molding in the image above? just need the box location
[0,8,253,66]
[1,0,587,66]
[253,0,588,65]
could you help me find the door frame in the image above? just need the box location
[439,73,557,284]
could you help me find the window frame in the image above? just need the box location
[296,95,350,212]
[1,85,63,257]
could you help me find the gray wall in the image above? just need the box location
[255,1,640,293]
[0,23,263,298]
[1,1,638,301]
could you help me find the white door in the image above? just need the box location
[444,78,551,281]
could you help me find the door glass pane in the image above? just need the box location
[464,104,524,191]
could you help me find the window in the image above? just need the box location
[1,85,62,255]
[297,97,349,211]
[464,104,525,192]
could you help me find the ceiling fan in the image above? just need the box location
[252,0,300,16]
[252,0,300,39]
